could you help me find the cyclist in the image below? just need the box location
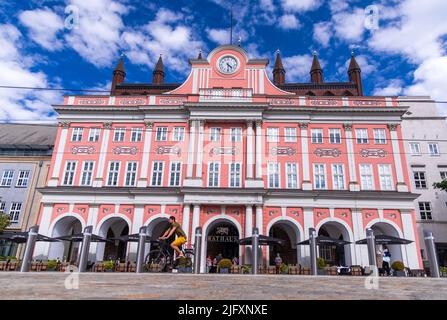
[159,216,187,259]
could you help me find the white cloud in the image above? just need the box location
[282,54,314,81]
[280,0,322,12]
[206,28,230,45]
[374,79,404,96]
[332,8,366,42]
[18,8,64,51]
[313,21,332,47]
[278,14,301,30]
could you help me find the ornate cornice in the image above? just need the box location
[299,122,308,129]
[387,123,398,131]
[103,122,113,130]
[343,123,353,131]
[144,121,154,129]
[58,121,70,128]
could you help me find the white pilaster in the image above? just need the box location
[195,120,205,179]
[88,206,99,261]
[401,210,420,269]
[34,204,53,258]
[182,205,191,243]
[351,209,368,266]
[246,121,254,179]
[138,122,153,187]
[186,120,197,178]
[255,120,263,180]
[191,204,201,245]
[344,124,360,191]
[302,207,314,266]
[48,123,70,186]
[300,123,312,190]
[389,124,408,192]
[94,122,112,188]
[128,205,145,261]
[255,205,263,234]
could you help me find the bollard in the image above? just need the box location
[136,226,148,273]
[252,227,259,275]
[20,225,39,272]
[309,228,317,275]
[194,227,202,274]
[424,231,440,278]
[78,226,93,273]
[366,228,377,271]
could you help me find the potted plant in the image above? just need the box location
[280,263,289,274]
[103,260,115,272]
[440,266,447,277]
[46,260,58,271]
[317,257,326,275]
[391,261,406,277]
[242,265,251,274]
[177,257,193,273]
[217,258,232,274]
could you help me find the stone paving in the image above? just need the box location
[1,272,447,300]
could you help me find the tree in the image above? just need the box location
[433,180,447,192]
[0,213,10,233]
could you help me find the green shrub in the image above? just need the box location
[391,261,405,271]
[178,257,192,267]
[280,263,288,274]
[46,260,58,270]
[242,265,251,274]
[440,266,447,274]
[217,258,232,269]
[0,256,5,261]
[317,257,326,269]
[103,260,115,270]
[7,256,17,261]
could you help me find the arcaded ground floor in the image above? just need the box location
[1,272,446,300]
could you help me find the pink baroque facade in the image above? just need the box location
[35,45,422,271]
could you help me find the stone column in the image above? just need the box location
[195,120,205,180]
[186,120,197,179]
[182,205,191,246]
[344,123,359,191]
[351,208,368,266]
[246,120,254,179]
[137,122,153,187]
[48,122,70,187]
[255,120,263,180]
[388,124,408,192]
[93,122,112,188]
[300,123,312,190]
[401,210,420,269]
[245,205,253,264]
[191,205,201,246]
[128,205,144,262]
[302,207,314,266]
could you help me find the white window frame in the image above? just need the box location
[80,161,95,186]
[413,171,427,189]
[378,164,394,191]
[172,127,185,142]
[88,128,100,142]
[440,171,447,180]
[169,161,182,187]
[155,127,168,142]
[359,164,374,190]
[331,164,345,190]
[113,128,126,142]
[428,143,440,156]
[208,162,220,187]
[151,161,164,186]
[329,128,341,144]
[313,163,327,190]
[267,127,279,143]
[285,162,299,189]
[268,163,280,188]
[1,170,14,187]
[9,202,22,223]
[130,128,143,142]
[373,128,387,144]
[311,129,324,144]
[228,162,242,188]
[106,161,120,186]
[0,201,6,214]
[62,161,77,186]
[418,202,432,220]
[209,128,222,142]
[230,128,242,142]
[284,127,297,143]
[409,142,421,156]
[71,127,83,142]
[356,128,369,144]
[124,161,138,186]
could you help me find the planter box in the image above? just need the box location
[317,269,327,276]
[393,270,407,277]
[178,267,192,273]
[219,268,229,274]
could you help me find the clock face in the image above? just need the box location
[218,56,238,74]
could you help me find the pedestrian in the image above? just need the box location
[274,253,283,274]
[216,253,223,263]
[382,245,391,276]
[206,255,212,273]
[232,256,238,265]
[212,257,218,273]
[376,245,384,275]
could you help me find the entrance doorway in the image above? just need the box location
[206,222,239,260]
[268,223,298,265]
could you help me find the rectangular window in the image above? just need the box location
[374,129,387,144]
[71,127,83,142]
[329,129,341,144]
[267,128,279,143]
[210,128,222,142]
[172,127,185,142]
[284,127,297,142]
[156,127,168,141]
[429,143,440,156]
[208,163,220,187]
[107,161,120,186]
[151,162,164,186]
[113,128,125,142]
[313,164,326,189]
[286,163,298,189]
[80,161,94,186]
[409,142,421,155]
[9,202,22,223]
[360,164,374,190]
[414,171,427,189]
[62,162,77,186]
[88,128,100,142]
[169,162,182,187]
[0,170,14,187]
[229,162,242,187]
[125,162,138,186]
[268,163,280,188]
[440,171,447,180]
[0,201,5,213]
[356,129,369,144]
[332,164,345,190]
[130,128,143,142]
[311,129,323,144]
[230,128,242,142]
[378,164,394,191]
[419,202,432,220]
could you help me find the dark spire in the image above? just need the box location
[273,49,285,86]
[197,49,203,60]
[348,51,363,96]
[310,51,323,83]
[153,54,165,85]
[111,54,126,95]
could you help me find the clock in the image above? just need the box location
[217,55,239,74]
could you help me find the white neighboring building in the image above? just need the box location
[400,96,447,268]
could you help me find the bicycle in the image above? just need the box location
[145,239,194,272]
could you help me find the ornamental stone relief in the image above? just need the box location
[156,146,181,155]
[211,147,239,155]
[71,146,96,155]
[270,147,296,156]
[112,146,138,155]
[360,149,388,158]
[314,148,341,157]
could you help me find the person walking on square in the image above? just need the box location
[376,245,384,275]
[206,255,212,273]
[382,245,391,276]
[274,253,283,274]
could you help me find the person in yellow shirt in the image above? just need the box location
[159,216,187,258]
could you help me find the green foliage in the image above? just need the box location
[103,260,115,270]
[178,257,192,267]
[0,256,5,261]
[391,261,405,271]
[280,263,288,274]
[317,257,326,269]
[242,265,251,274]
[433,180,447,192]
[7,256,17,261]
[46,260,58,270]
[217,258,232,269]
[439,266,447,274]
[0,213,10,233]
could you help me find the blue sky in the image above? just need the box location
[0,0,446,121]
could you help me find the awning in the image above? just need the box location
[54,233,110,243]
[110,233,153,243]
[238,235,285,246]
[297,235,351,246]
[0,232,60,243]
[355,234,413,245]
